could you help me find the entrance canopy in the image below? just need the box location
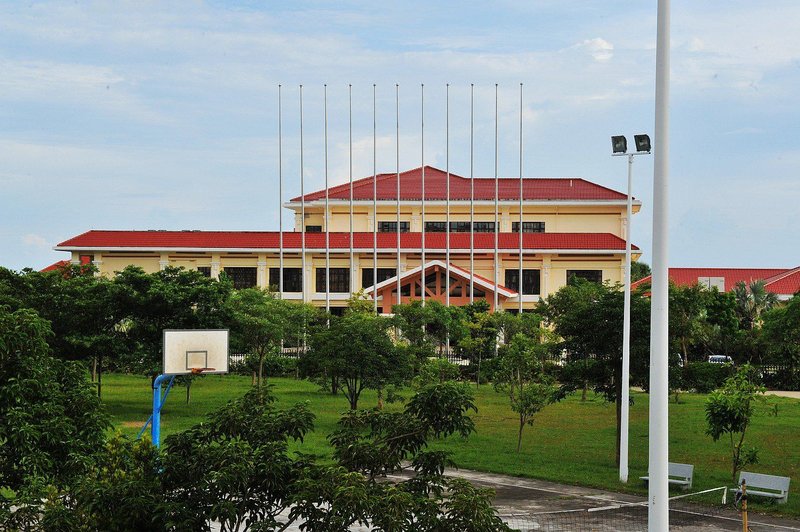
[364,260,517,313]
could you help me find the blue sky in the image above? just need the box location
[1,1,798,270]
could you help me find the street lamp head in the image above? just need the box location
[634,134,651,153]
[611,135,628,154]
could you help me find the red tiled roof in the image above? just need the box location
[41,260,70,272]
[290,166,629,202]
[56,230,636,252]
[631,267,798,295]
[764,267,800,296]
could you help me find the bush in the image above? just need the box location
[683,362,735,393]
[230,354,297,378]
[760,368,800,391]
[460,356,502,384]
[413,358,461,388]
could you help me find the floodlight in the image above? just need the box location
[634,134,651,153]
[611,135,628,154]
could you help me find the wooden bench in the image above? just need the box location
[731,472,790,504]
[640,462,693,491]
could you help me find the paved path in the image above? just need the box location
[766,391,800,399]
[211,467,800,531]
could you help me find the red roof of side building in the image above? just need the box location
[290,166,631,202]
[764,267,800,296]
[55,230,637,252]
[631,267,798,295]
[41,260,70,272]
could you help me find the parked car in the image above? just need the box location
[707,355,733,365]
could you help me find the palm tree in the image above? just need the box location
[733,279,779,330]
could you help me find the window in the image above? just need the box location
[424,221,447,232]
[269,267,303,292]
[329,306,346,317]
[473,222,495,233]
[316,268,350,293]
[305,225,322,233]
[449,221,471,233]
[504,269,541,295]
[362,267,397,289]
[378,221,410,233]
[567,270,603,285]
[197,266,211,277]
[223,267,257,289]
[512,221,545,233]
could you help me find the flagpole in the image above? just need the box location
[493,84,499,312]
[470,84,474,304]
[421,84,426,305]
[324,85,330,315]
[349,85,354,295]
[299,85,306,304]
[518,83,524,314]
[372,84,378,314]
[396,84,401,307]
[278,85,284,298]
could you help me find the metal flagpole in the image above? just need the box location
[324,85,330,314]
[518,83,524,314]
[372,84,378,313]
[493,84,499,312]
[470,84,474,303]
[446,84,451,309]
[649,0,671,529]
[300,85,306,304]
[278,85,284,298]
[396,84,401,307]
[620,153,633,483]
[349,85,354,295]
[421,84,426,305]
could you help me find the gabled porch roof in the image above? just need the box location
[364,259,518,299]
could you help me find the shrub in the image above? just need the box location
[683,362,735,393]
[413,358,461,388]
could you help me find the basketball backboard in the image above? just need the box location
[162,329,229,375]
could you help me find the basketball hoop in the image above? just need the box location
[190,367,215,375]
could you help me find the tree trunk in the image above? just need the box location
[331,374,339,395]
[377,387,384,410]
[257,352,264,389]
[581,381,588,402]
[91,356,98,382]
[476,354,482,388]
[97,353,103,400]
[251,371,256,387]
[186,378,192,404]
[517,415,525,453]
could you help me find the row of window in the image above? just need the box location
[305,221,546,233]
[208,266,602,294]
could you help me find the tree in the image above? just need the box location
[162,386,315,532]
[0,306,109,490]
[733,279,779,330]
[543,279,651,465]
[669,283,707,368]
[111,266,233,377]
[457,300,497,386]
[631,261,651,282]
[227,288,293,388]
[494,334,564,452]
[304,311,411,409]
[761,294,800,385]
[705,365,765,482]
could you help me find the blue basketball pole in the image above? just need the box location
[139,374,175,448]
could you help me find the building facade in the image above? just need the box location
[53,166,642,314]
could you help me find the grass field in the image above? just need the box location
[103,373,800,516]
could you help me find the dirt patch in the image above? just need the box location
[121,421,145,428]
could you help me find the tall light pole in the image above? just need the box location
[612,134,651,484]
[650,0,672,528]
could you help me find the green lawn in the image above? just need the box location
[103,373,800,516]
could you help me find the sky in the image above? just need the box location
[1,1,798,271]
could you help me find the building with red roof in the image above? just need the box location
[53,166,643,313]
[631,267,800,300]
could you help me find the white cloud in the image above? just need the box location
[22,234,49,249]
[570,38,614,63]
